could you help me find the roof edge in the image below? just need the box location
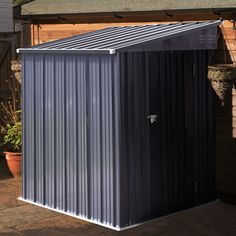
[17,20,221,54]
[17,48,115,54]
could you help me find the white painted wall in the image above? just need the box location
[0,0,13,33]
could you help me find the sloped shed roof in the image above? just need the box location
[18,21,220,54]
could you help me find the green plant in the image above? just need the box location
[1,112,22,152]
[0,74,22,152]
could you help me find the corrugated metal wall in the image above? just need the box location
[147,50,216,216]
[22,50,216,229]
[22,53,121,228]
[118,50,216,227]
[119,52,151,227]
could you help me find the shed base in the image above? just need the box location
[18,197,219,231]
[17,197,141,231]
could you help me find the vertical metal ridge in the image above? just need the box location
[66,55,77,213]
[33,57,36,202]
[25,54,35,201]
[35,54,44,204]
[100,56,106,222]
[55,55,63,210]
[88,57,94,219]
[143,52,151,217]
[53,58,57,209]
[42,54,46,205]
[101,56,107,223]
[113,54,121,227]
[108,56,114,225]
[76,55,86,216]
[85,55,90,219]
[63,55,67,212]
[171,52,178,210]
[22,54,25,199]
[44,54,55,207]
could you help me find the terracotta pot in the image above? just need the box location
[208,64,236,105]
[5,152,22,178]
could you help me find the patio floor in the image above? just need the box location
[1,176,236,236]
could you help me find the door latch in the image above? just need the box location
[147,114,158,124]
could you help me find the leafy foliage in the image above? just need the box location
[0,71,22,152]
[1,112,22,152]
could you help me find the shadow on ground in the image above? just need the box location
[0,156,13,180]
[0,178,236,236]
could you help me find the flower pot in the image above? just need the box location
[5,152,22,178]
[208,64,236,105]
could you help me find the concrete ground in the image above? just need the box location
[1,165,236,235]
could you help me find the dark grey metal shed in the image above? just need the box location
[18,21,220,230]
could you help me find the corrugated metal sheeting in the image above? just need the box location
[20,22,219,230]
[18,21,220,54]
[22,54,121,227]
[118,50,215,226]
[147,51,216,216]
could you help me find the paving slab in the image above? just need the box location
[0,178,236,236]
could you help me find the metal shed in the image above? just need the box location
[18,21,220,230]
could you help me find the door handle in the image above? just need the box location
[147,114,158,124]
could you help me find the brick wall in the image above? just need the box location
[215,20,236,204]
[216,87,236,204]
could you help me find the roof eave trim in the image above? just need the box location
[17,48,115,54]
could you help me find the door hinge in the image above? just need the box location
[194,181,198,193]
[192,63,196,77]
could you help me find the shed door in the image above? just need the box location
[148,51,215,218]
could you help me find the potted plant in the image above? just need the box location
[0,75,22,178]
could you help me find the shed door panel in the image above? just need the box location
[148,51,215,218]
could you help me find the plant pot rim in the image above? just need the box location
[5,152,22,161]
[4,151,22,156]
[208,64,236,70]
